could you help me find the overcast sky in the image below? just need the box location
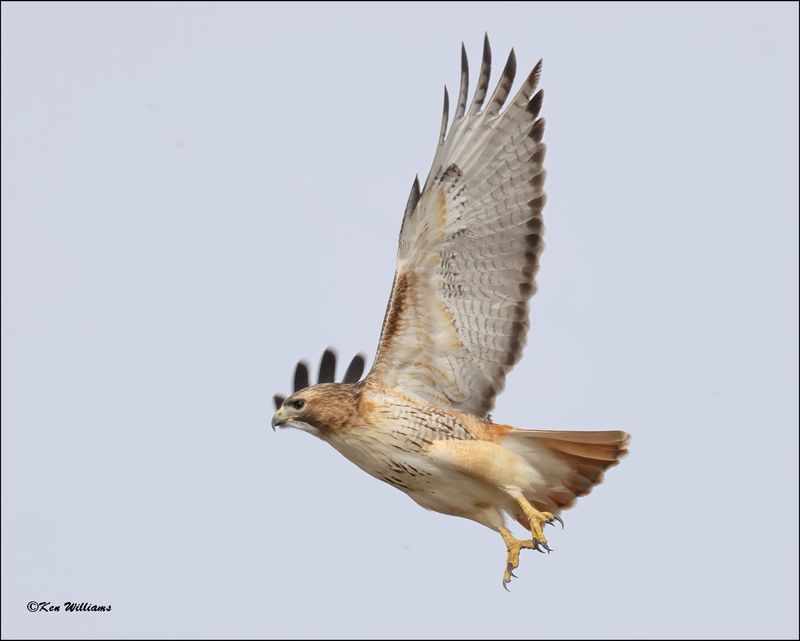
[2,2,798,639]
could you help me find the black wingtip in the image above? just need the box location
[404,174,421,220]
[318,348,337,384]
[530,59,543,91]
[527,88,544,118]
[470,32,492,114]
[439,84,450,143]
[487,47,517,114]
[343,353,367,384]
[455,43,470,121]
[273,394,285,411]
[293,361,310,393]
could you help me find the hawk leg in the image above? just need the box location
[500,527,534,590]
[515,495,562,551]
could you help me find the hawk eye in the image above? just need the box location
[289,399,305,411]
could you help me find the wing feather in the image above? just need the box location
[454,44,469,121]
[367,38,547,417]
[468,34,492,116]
[486,49,516,116]
[342,354,366,384]
[317,348,336,384]
[293,361,310,393]
[438,86,450,145]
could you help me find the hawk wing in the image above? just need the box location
[366,36,547,418]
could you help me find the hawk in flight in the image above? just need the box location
[272,36,630,588]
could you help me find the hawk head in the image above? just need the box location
[271,348,366,437]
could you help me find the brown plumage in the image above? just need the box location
[272,36,630,588]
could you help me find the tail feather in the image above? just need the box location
[530,437,623,461]
[503,428,630,520]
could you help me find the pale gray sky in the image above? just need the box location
[2,2,798,639]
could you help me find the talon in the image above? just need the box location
[500,526,534,589]
[553,514,564,529]
[532,540,545,554]
[541,541,553,553]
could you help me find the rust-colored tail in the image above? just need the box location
[504,429,630,521]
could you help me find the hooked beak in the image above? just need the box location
[271,407,286,431]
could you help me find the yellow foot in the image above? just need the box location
[499,527,534,590]
[518,499,564,551]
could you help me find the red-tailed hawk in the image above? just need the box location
[272,35,630,588]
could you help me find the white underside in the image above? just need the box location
[325,422,554,531]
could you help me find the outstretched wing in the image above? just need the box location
[366,35,547,418]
